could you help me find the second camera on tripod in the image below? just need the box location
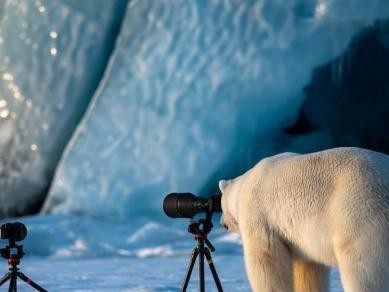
[0,222,27,242]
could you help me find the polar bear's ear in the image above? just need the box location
[219,179,231,193]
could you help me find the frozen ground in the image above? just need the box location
[0,215,343,291]
[5,255,342,292]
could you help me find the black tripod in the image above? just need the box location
[181,212,223,292]
[0,238,47,291]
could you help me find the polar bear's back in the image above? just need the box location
[257,147,389,198]
[257,147,389,218]
[248,147,389,265]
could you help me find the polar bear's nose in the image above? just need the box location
[220,216,228,230]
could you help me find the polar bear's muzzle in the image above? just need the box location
[220,217,229,230]
[220,212,239,232]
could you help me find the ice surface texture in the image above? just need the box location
[8,256,343,291]
[0,0,127,217]
[14,215,340,291]
[43,0,389,219]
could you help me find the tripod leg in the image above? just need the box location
[0,272,10,286]
[9,272,17,292]
[204,248,223,292]
[17,272,48,292]
[181,248,199,292]
[199,248,205,292]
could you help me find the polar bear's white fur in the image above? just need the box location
[220,147,389,292]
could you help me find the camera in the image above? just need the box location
[0,222,27,242]
[162,192,224,290]
[163,193,222,218]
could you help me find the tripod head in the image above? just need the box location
[0,239,25,266]
[187,211,216,252]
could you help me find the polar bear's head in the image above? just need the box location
[219,179,240,233]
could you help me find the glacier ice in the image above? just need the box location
[0,0,127,216]
[43,0,389,219]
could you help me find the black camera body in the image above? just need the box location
[163,193,222,218]
[0,222,27,242]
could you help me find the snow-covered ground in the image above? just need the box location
[0,214,343,291]
[7,255,342,291]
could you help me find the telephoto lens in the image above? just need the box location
[0,222,27,242]
[163,193,222,218]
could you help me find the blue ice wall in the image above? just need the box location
[0,0,127,216]
[43,0,389,219]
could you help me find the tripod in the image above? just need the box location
[0,238,47,292]
[181,213,223,292]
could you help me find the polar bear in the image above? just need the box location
[219,147,389,292]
